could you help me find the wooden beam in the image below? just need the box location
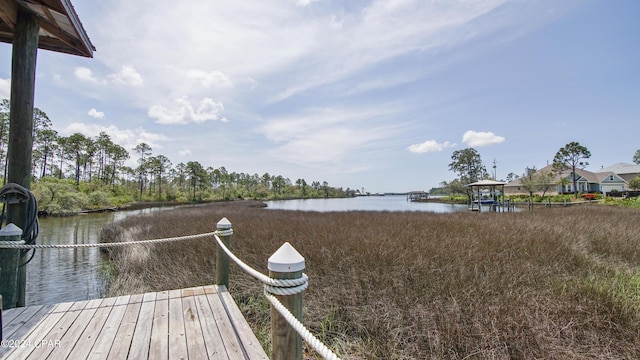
[0,0,18,31]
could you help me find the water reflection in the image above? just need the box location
[25,207,173,306]
[266,195,469,213]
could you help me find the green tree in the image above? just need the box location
[63,133,92,185]
[186,161,205,200]
[633,149,640,165]
[33,128,58,177]
[295,178,308,197]
[628,177,640,191]
[148,155,172,200]
[448,148,486,185]
[552,141,591,197]
[108,143,129,186]
[133,143,152,199]
[95,132,113,183]
[505,172,519,183]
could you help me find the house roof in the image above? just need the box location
[599,163,640,175]
[0,0,94,57]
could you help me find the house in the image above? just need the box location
[599,163,640,183]
[504,164,629,196]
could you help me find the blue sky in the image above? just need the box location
[1,0,638,193]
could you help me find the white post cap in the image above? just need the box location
[217,217,232,229]
[268,242,305,273]
[0,223,23,237]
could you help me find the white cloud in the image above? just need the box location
[108,65,143,87]
[0,78,9,99]
[297,0,318,6]
[62,123,169,151]
[187,69,233,88]
[148,96,227,125]
[407,140,456,154]
[178,149,191,157]
[261,106,396,165]
[97,0,519,103]
[462,130,505,147]
[88,108,105,119]
[75,67,101,83]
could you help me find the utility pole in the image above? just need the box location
[492,158,497,180]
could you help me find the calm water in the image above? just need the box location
[26,207,174,306]
[266,195,468,213]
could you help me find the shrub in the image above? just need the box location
[88,191,113,209]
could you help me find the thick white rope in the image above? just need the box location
[214,231,307,288]
[264,291,341,360]
[0,232,215,249]
[215,230,341,360]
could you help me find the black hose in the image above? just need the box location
[0,183,39,266]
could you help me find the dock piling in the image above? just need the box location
[0,224,23,310]
[268,243,305,360]
[216,217,232,288]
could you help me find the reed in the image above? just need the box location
[101,201,640,359]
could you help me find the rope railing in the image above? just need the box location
[213,231,309,292]
[0,232,216,249]
[213,227,341,360]
[0,217,340,359]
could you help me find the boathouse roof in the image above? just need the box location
[466,180,507,187]
[0,0,94,57]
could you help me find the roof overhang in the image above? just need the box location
[0,0,94,57]
[466,180,507,187]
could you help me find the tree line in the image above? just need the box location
[0,100,355,213]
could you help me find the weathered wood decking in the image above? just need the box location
[0,285,268,360]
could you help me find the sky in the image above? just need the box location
[1,0,639,193]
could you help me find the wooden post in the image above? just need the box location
[0,224,23,310]
[7,8,39,308]
[216,217,232,288]
[268,242,305,360]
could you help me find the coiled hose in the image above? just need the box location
[0,183,39,266]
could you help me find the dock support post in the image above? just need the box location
[8,8,39,309]
[216,217,232,288]
[269,243,305,360]
[0,224,23,309]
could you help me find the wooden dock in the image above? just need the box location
[0,285,268,360]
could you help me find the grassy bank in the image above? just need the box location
[101,201,640,359]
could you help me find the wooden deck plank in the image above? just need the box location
[87,294,131,360]
[1,304,48,339]
[1,285,268,360]
[23,300,91,359]
[193,291,231,360]
[1,306,28,325]
[182,288,209,359]
[168,289,188,360]
[64,296,118,360]
[2,303,71,360]
[149,290,169,360]
[106,293,144,360]
[218,289,268,360]
[204,287,246,360]
[47,298,104,360]
[127,292,157,360]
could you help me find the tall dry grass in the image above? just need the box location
[101,201,640,359]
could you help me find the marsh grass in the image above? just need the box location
[101,201,640,359]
